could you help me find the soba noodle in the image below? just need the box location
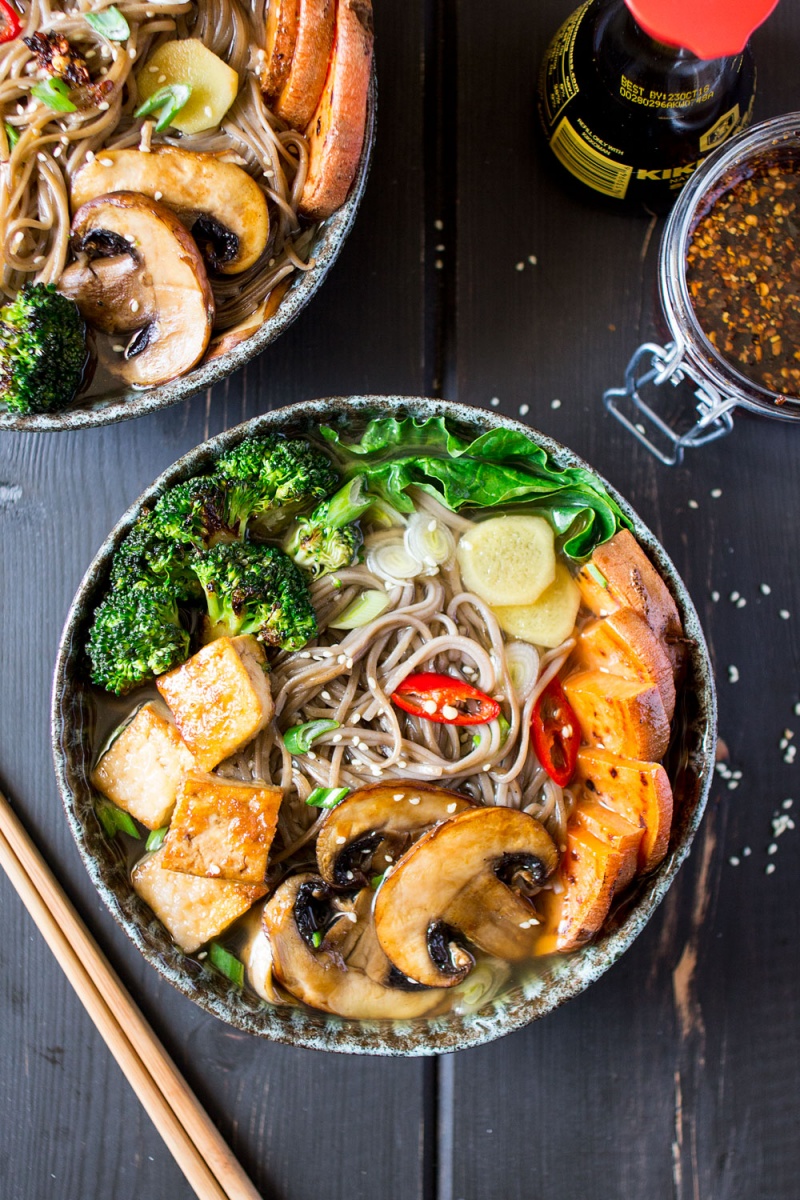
[0,0,316,329]
[214,491,578,869]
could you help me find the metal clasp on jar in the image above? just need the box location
[603,340,738,466]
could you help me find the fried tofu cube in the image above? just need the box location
[160,772,282,884]
[156,635,273,771]
[573,747,673,871]
[132,848,266,954]
[90,702,194,830]
[562,668,670,762]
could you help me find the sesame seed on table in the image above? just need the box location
[1,1,799,1199]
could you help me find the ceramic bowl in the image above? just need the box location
[51,395,716,1055]
[0,80,376,433]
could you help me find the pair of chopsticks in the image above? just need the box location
[0,788,263,1200]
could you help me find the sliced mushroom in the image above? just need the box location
[374,807,559,988]
[316,782,473,887]
[59,193,214,387]
[264,873,445,1019]
[71,148,269,275]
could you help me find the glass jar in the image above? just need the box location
[604,112,800,464]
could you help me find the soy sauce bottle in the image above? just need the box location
[536,0,777,213]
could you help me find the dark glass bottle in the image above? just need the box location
[536,0,756,212]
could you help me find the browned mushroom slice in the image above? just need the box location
[264,874,445,1019]
[315,782,473,887]
[59,193,214,387]
[374,807,559,988]
[71,148,269,275]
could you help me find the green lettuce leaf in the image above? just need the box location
[321,416,629,560]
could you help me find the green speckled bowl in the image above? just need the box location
[51,396,716,1054]
[0,79,375,433]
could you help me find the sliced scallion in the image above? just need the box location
[84,6,130,40]
[370,872,386,889]
[5,123,19,149]
[310,930,323,949]
[473,712,510,749]
[329,589,390,630]
[208,941,244,987]
[31,78,77,113]
[97,800,139,839]
[305,786,350,810]
[134,83,191,133]
[586,562,608,589]
[146,825,169,851]
[284,718,340,754]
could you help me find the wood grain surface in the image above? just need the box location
[1,2,799,1199]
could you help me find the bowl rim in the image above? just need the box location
[51,395,717,1055]
[0,74,377,433]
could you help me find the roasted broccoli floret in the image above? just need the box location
[192,541,317,651]
[214,436,340,536]
[110,512,202,603]
[0,283,87,414]
[283,476,371,578]
[149,478,233,549]
[87,586,190,695]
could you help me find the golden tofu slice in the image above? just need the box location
[576,530,685,681]
[572,796,643,893]
[535,825,624,954]
[562,668,670,762]
[90,702,194,830]
[160,772,282,884]
[572,608,676,721]
[572,747,673,871]
[156,635,273,772]
[132,848,266,954]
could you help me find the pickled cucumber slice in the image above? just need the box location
[493,564,581,649]
[137,40,239,135]
[456,515,555,606]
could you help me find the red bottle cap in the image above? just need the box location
[625,0,779,59]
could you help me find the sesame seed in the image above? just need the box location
[711,591,720,602]
[730,591,740,602]
[742,846,752,856]
[727,780,739,790]
[321,690,331,700]
[528,255,538,265]
[148,65,159,72]
[345,658,354,669]
[346,870,354,881]
[729,856,740,866]
[515,262,525,271]
[53,146,62,158]
[768,843,778,855]
[351,737,360,747]
[335,835,346,845]
[37,152,46,162]
[130,299,139,313]
[409,796,420,805]
[732,770,743,779]
[441,704,458,720]
[371,766,382,775]
[783,798,793,809]
[158,74,167,83]
[490,397,500,407]
[688,499,699,509]
[398,760,408,769]
[427,519,438,532]
[766,863,776,875]
[736,597,747,609]
[551,398,562,409]
[710,488,722,498]
[351,712,361,724]
[435,259,443,270]
[393,793,404,801]
[446,802,457,813]
[98,101,110,110]
[435,243,445,251]
[154,190,162,200]
[435,219,444,230]
[780,609,791,620]
[331,733,342,743]
[422,699,438,715]
[112,344,125,352]
[128,48,136,59]
[204,105,213,117]
[368,676,377,689]
[483,763,492,772]
[728,665,739,683]
[761,583,772,595]
[125,234,135,243]
[86,151,95,162]
[519,403,529,416]
[11,232,23,249]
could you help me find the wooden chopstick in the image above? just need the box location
[0,790,263,1200]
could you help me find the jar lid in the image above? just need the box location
[625,0,779,59]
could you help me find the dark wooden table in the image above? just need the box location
[2,3,799,1197]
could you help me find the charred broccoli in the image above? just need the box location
[283,476,371,578]
[192,541,317,650]
[87,586,190,695]
[0,283,87,415]
[110,512,202,603]
[214,436,340,536]
[149,478,233,549]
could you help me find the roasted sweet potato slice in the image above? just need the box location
[562,669,670,761]
[576,530,685,681]
[299,0,374,219]
[271,0,335,131]
[262,0,301,101]
[535,825,624,953]
[573,746,673,871]
[572,608,676,721]
[572,797,642,892]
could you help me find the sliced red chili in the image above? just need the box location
[0,1,22,44]
[531,677,580,787]
[392,672,501,726]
